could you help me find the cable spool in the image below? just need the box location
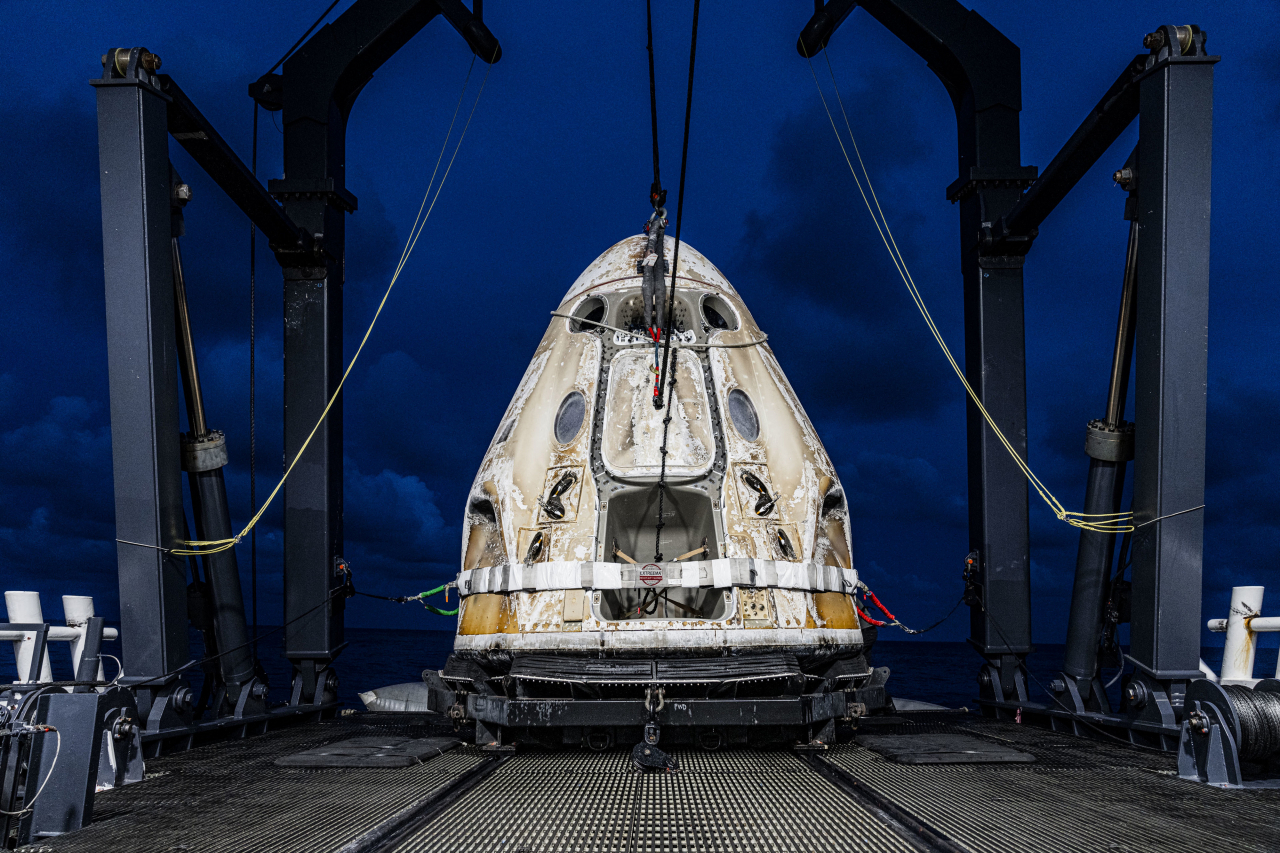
[1224,680,1280,761]
[1180,678,1280,786]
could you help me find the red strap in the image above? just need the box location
[864,588,896,621]
[855,604,886,627]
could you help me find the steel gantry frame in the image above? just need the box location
[798,2,1216,744]
[92,0,1215,753]
[93,1,500,746]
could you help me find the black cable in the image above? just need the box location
[654,0,700,412]
[268,0,342,75]
[349,589,456,616]
[249,102,259,667]
[652,0,701,561]
[1225,686,1280,760]
[892,594,965,635]
[127,585,349,691]
[653,368,677,562]
[644,0,664,208]
[351,590,419,603]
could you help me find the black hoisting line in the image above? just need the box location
[249,101,259,665]
[652,0,701,562]
[640,1,668,341]
[645,0,666,210]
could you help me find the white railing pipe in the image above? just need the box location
[1220,586,1265,685]
[3,591,118,685]
[63,594,105,680]
[5,590,54,683]
[1247,616,1280,632]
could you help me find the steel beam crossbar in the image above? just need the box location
[161,76,313,256]
[993,55,1149,248]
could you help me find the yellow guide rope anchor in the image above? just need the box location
[805,48,1133,534]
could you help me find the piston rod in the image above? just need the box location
[172,234,258,704]
[1060,172,1140,704]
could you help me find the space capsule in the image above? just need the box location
[438,233,879,747]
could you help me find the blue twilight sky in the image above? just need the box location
[1,1,1278,652]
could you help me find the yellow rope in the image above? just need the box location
[807,51,1132,534]
[174,55,493,556]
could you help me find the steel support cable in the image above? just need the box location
[806,51,1132,535]
[249,102,259,665]
[1224,685,1280,760]
[645,0,664,207]
[652,0,701,562]
[174,54,490,555]
[126,584,349,691]
[269,0,343,75]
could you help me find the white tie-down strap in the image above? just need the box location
[457,560,858,596]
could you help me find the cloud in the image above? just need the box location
[0,396,118,616]
[730,79,961,425]
[342,456,458,586]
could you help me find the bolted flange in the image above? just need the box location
[1085,419,1135,462]
[181,430,228,472]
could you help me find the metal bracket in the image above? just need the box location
[1178,680,1244,787]
[946,166,1039,204]
[269,177,359,214]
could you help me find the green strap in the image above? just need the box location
[417,584,458,616]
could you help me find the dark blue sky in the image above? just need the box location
[2,1,1277,652]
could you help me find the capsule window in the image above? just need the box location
[727,388,759,441]
[555,391,586,444]
[701,294,739,331]
[571,296,607,333]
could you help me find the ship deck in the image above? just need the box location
[24,710,1280,853]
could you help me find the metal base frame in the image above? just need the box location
[139,702,340,758]
[976,698,1181,751]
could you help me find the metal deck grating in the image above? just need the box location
[388,749,919,853]
[17,712,1280,853]
[826,721,1280,853]
[26,716,487,853]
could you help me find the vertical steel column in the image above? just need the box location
[278,253,346,703]
[961,216,1033,680]
[797,1,1036,700]
[91,49,190,710]
[262,0,499,704]
[937,9,1035,697]
[1129,37,1217,682]
[273,29,355,702]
